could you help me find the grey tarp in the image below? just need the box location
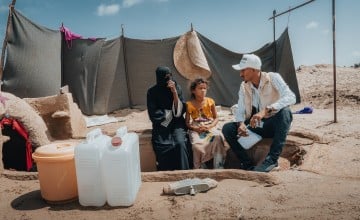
[62,37,129,115]
[62,38,105,115]
[197,29,300,106]
[63,37,129,115]
[2,9,61,97]
[123,37,188,106]
[2,9,300,115]
[97,37,129,114]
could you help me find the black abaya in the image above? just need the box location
[146,66,192,171]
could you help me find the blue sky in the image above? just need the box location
[0,0,359,67]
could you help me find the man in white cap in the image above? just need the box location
[222,54,296,172]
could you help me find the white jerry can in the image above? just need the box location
[74,128,110,207]
[101,126,142,206]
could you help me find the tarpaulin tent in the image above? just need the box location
[1,9,300,115]
[2,9,61,98]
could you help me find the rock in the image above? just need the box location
[25,92,86,140]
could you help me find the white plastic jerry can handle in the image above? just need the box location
[116,126,127,138]
[86,128,103,142]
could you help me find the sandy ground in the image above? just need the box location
[1,64,360,219]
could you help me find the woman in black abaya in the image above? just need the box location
[147,66,192,171]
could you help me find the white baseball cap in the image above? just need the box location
[232,54,262,71]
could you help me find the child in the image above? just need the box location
[185,78,228,169]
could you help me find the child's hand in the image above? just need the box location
[200,125,210,132]
[192,126,202,133]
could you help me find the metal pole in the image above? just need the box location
[332,0,337,122]
[273,10,277,71]
[268,0,315,20]
[268,1,315,72]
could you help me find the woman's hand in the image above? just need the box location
[168,79,179,109]
[167,80,177,94]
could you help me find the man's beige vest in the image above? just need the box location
[241,72,279,120]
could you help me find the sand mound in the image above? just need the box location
[296,64,360,109]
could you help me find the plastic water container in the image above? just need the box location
[74,128,110,206]
[101,126,142,206]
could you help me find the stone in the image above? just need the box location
[25,92,86,140]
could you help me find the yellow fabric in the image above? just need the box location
[186,97,215,120]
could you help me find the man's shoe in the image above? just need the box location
[253,156,278,172]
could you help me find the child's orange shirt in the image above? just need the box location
[186,97,215,120]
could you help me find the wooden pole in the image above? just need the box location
[121,24,133,108]
[0,0,17,83]
[332,0,337,123]
[272,10,277,71]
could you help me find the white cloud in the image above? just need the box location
[306,21,318,29]
[122,0,143,8]
[97,4,120,16]
[352,51,360,57]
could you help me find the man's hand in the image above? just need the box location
[249,109,266,128]
[237,122,248,137]
[250,107,273,128]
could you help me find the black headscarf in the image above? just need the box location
[155,66,173,87]
[153,66,182,108]
[147,66,185,126]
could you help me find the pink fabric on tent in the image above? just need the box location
[60,25,83,48]
[60,25,97,48]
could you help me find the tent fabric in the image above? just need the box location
[2,9,61,98]
[95,37,129,114]
[273,29,301,103]
[123,36,189,107]
[63,36,129,115]
[1,9,300,115]
[62,37,105,115]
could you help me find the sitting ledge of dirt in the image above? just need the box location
[141,169,279,186]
